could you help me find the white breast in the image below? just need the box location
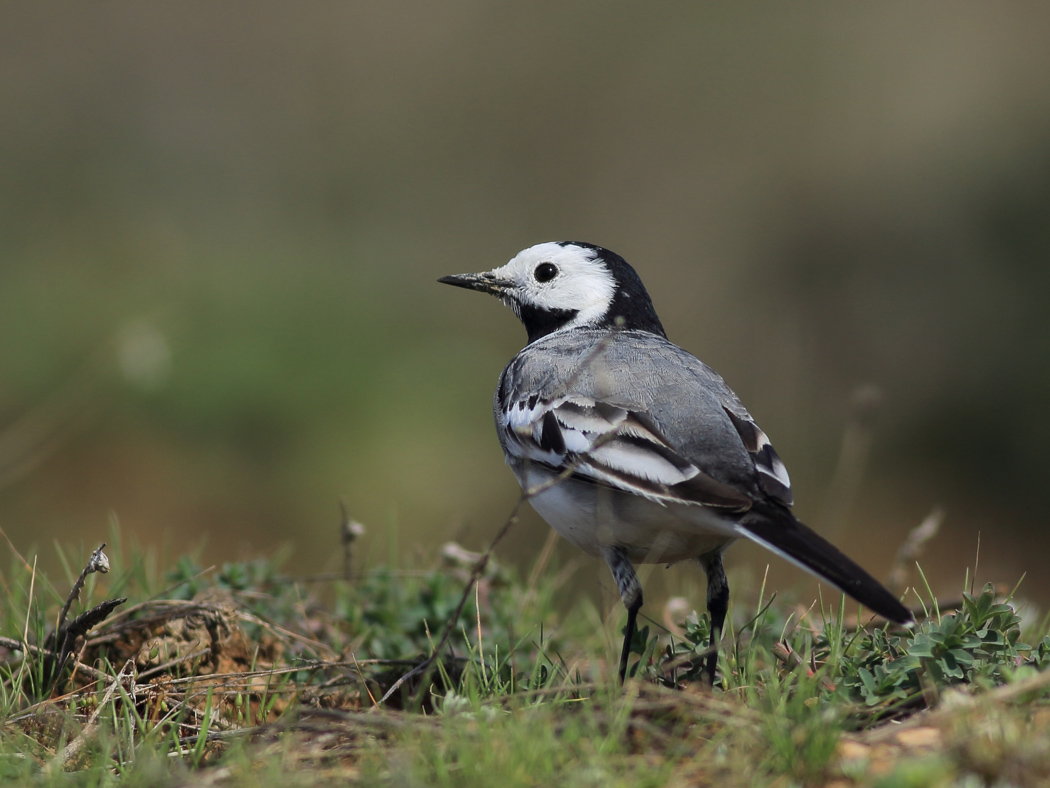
[512,462,739,564]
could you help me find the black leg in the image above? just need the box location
[618,590,643,684]
[602,547,643,683]
[699,550,729,686]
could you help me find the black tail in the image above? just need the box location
[738,500,913,624]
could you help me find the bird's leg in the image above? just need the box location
[602,546,643,683]
[699,550,729,686]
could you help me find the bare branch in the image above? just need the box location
[56,543,110,638]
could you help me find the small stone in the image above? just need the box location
[896,727,941,749]
[837,740,870,762]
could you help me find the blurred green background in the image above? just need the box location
[2,4,1049,607]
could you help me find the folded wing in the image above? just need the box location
[499,394,752,510]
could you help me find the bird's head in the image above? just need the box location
[439,241,666,344]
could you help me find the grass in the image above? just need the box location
[2,523,1050,787]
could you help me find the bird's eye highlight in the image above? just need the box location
[534,263,558,282]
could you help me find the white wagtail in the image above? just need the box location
[440,241,912,684]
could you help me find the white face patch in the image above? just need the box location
[488,243,617,332]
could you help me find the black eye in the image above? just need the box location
[534,262,558,282]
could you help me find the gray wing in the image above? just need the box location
[495,329,793,510]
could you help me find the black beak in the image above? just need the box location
[437,272,511,297]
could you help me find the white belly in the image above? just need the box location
[512,465,738,564]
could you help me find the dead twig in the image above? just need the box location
[377,492,531,707]
[0,636,113,684]
[822,385,882,539]
[378,328,628,708]
[44,544,126,690]
[771,640,836,691]
[888,508,944,595]
[56,543,111,637]
[376,437,621,707]
[339,502,366,582]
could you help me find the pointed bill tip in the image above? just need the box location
[437,271,509,296]
[437,274,469,286]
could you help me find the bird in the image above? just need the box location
[439,241,913,685]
